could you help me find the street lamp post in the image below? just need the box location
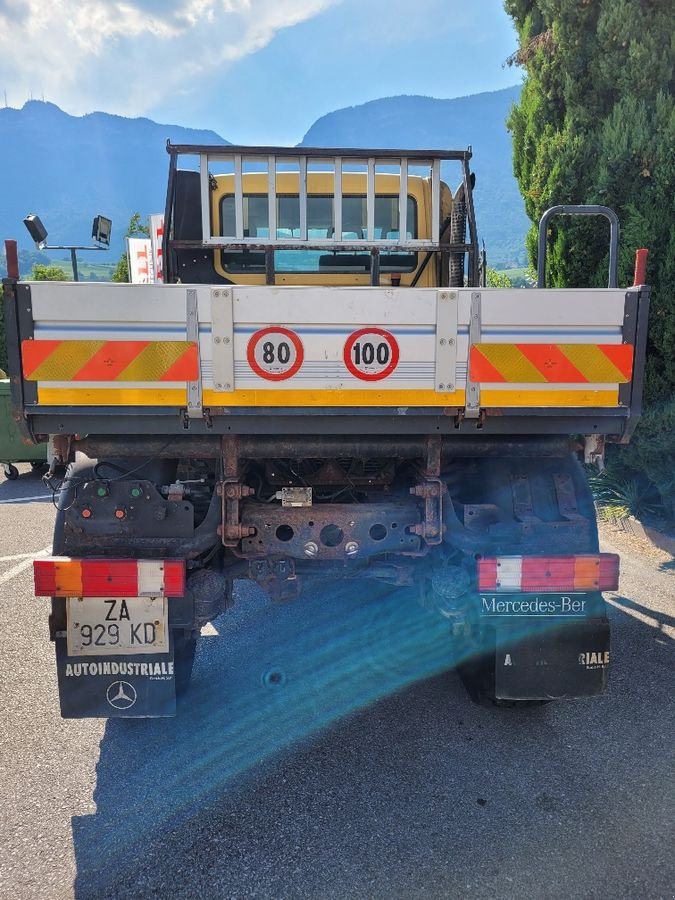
[23,214,112,281]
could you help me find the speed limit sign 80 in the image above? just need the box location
[247,327,304,381]
[343,328,400,382]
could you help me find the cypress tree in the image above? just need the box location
[505,0,675,512]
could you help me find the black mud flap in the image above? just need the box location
[495,619,610,700]
[55,637,177,718]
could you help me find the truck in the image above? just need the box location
[2,143,650,717]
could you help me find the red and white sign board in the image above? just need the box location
[343,328,400,381]
[127,238,154,284]
[246,327,304,381]
[149,214,164,283]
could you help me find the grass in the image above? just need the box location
[36,259,118,281]
[588,468,664,522]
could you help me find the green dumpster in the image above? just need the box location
[0,379,47,480]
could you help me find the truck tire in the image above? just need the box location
[4,464,19,480]
[457,654,551,709]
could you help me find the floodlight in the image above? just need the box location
[92,215,112,246]
[24,214,48,248]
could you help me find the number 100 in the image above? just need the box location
[352,341,390,366]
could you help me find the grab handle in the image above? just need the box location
[537,205,620,288]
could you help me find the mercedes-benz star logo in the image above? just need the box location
[106,680,137,710]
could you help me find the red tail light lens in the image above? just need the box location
[477,554,619,593]
[34,558,185,597]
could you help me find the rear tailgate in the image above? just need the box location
[9,281,648,436]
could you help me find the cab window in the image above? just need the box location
[219,194,417,273]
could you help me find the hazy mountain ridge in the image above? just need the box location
[1,88,527,269]
[0,101,227,262]
[301,87,527,266]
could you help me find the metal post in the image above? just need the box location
[70,248,79,281]
[370,248,380,286]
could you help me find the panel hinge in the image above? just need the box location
[464,290,482,418]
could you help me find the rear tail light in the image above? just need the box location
[477,554,619,593]
[34,558,185,598]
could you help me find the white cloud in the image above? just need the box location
[0,0,339,116]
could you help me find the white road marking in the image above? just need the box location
[200,622,220,637]
[0,551,48,563]
[0,547,51,587]
[0,494,52,504]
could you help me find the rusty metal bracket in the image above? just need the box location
[217,481,255,546]
[218,436,255,546]
[48,434,72,468]
[583,434,606,470]
[510,473,541,522]
[409,479,447,545]
[424,435,442,477]
[553,472,584,520]
[409,436,446,545]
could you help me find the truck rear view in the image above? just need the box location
[2,144,650,716]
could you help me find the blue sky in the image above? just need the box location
[0,0,520,142]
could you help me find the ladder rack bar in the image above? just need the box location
[431,158,441,243]
[334,157,342,242]
[367,157,376,241]
[234,154,244,241]
[168,142,473,162]
[298,156,308,240]
[267,155,277,240]
[399,157,408,241]
[199,153,211,241]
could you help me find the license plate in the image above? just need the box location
[66,596,168,656]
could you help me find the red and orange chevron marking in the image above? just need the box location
[22,340,199,382]
[469,343,633,383]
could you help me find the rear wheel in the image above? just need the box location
[456,628,554,708]
[457,652,551,709]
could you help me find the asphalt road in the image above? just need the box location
[0,463,673,900]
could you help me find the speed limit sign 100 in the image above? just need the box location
[247,327,304,381]
[343,328,400,382]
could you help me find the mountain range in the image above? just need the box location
[0,87,528,272]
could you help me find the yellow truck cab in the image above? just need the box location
[209,171,453,288]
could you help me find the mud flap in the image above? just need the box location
[495,619,610,700]
[55,637,177,718]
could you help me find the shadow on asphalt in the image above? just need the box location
[0,465,51,503]
[71,581,675,899]
[609,594,675,636]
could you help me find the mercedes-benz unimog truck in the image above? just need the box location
[2,144,649,716]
